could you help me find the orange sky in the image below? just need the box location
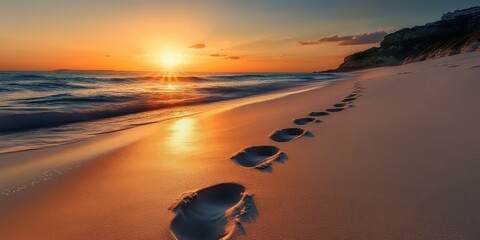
[0,1,473,72]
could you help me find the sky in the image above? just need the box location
[1,0,479,72]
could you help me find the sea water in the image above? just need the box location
[0,71,346,153]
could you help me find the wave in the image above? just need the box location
[1,72,211,83]
[207,73,339,82]
[108,76,210,82]
[0,71,343,134]
[5,73,46,80]
[15,93,137,105]
[5,81,94,91]
[0,95,230,133]
[0,83,303,133]
[0,105,160,133]
[198,81,301,96]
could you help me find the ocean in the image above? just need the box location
[0,71,347,153]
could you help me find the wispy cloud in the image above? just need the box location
[298,31,387,46]
[188,43,206,49]
[209,53,240,60]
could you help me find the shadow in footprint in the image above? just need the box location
[293,117,321,125]
[342,97,357,103]
[308,111,330,117]
[231,146,287,171]
[269,128,311,142]
[469,65,480,69]
[169,183,258,240]
[326,107,345,113]
[333,103,347,108]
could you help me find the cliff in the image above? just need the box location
[333,8,480,72]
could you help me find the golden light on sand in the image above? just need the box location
[172,118,193,132]
[158,52,183,69]
[167,118,196,153]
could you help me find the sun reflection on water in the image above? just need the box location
[166,84,175,90]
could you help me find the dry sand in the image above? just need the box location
[0,52,479,239]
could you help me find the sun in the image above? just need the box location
[157,52,183,69]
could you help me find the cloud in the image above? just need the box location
[188,43,206,49]
[298,31,387,46]
[209,53,240,60]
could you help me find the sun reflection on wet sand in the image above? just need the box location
[167,118,197,153]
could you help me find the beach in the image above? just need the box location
[1,52,480,239]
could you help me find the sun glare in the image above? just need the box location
[158,52,183,69]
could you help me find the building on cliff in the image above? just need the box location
[441,6,480,21]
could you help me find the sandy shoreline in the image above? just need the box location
[1,52,480,239]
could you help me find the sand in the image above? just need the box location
[0,52,480,239]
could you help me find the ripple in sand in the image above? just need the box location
[169,183,257,240]
[231,146,287,170]
[293,117,321,125]
[269,128,311,142]
[308,111,329,117]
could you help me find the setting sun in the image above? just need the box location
[158,52,183,69]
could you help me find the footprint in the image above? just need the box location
[308,111,330,117]
[169,183,258,240]
[332,103,347,108]
[269,128,312,142]
[353,84,365,91]
[469,65,480,69]
[293,117,321,125]
[231,146,287,170]
[342,97,357,103]
[326,107,345,112]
